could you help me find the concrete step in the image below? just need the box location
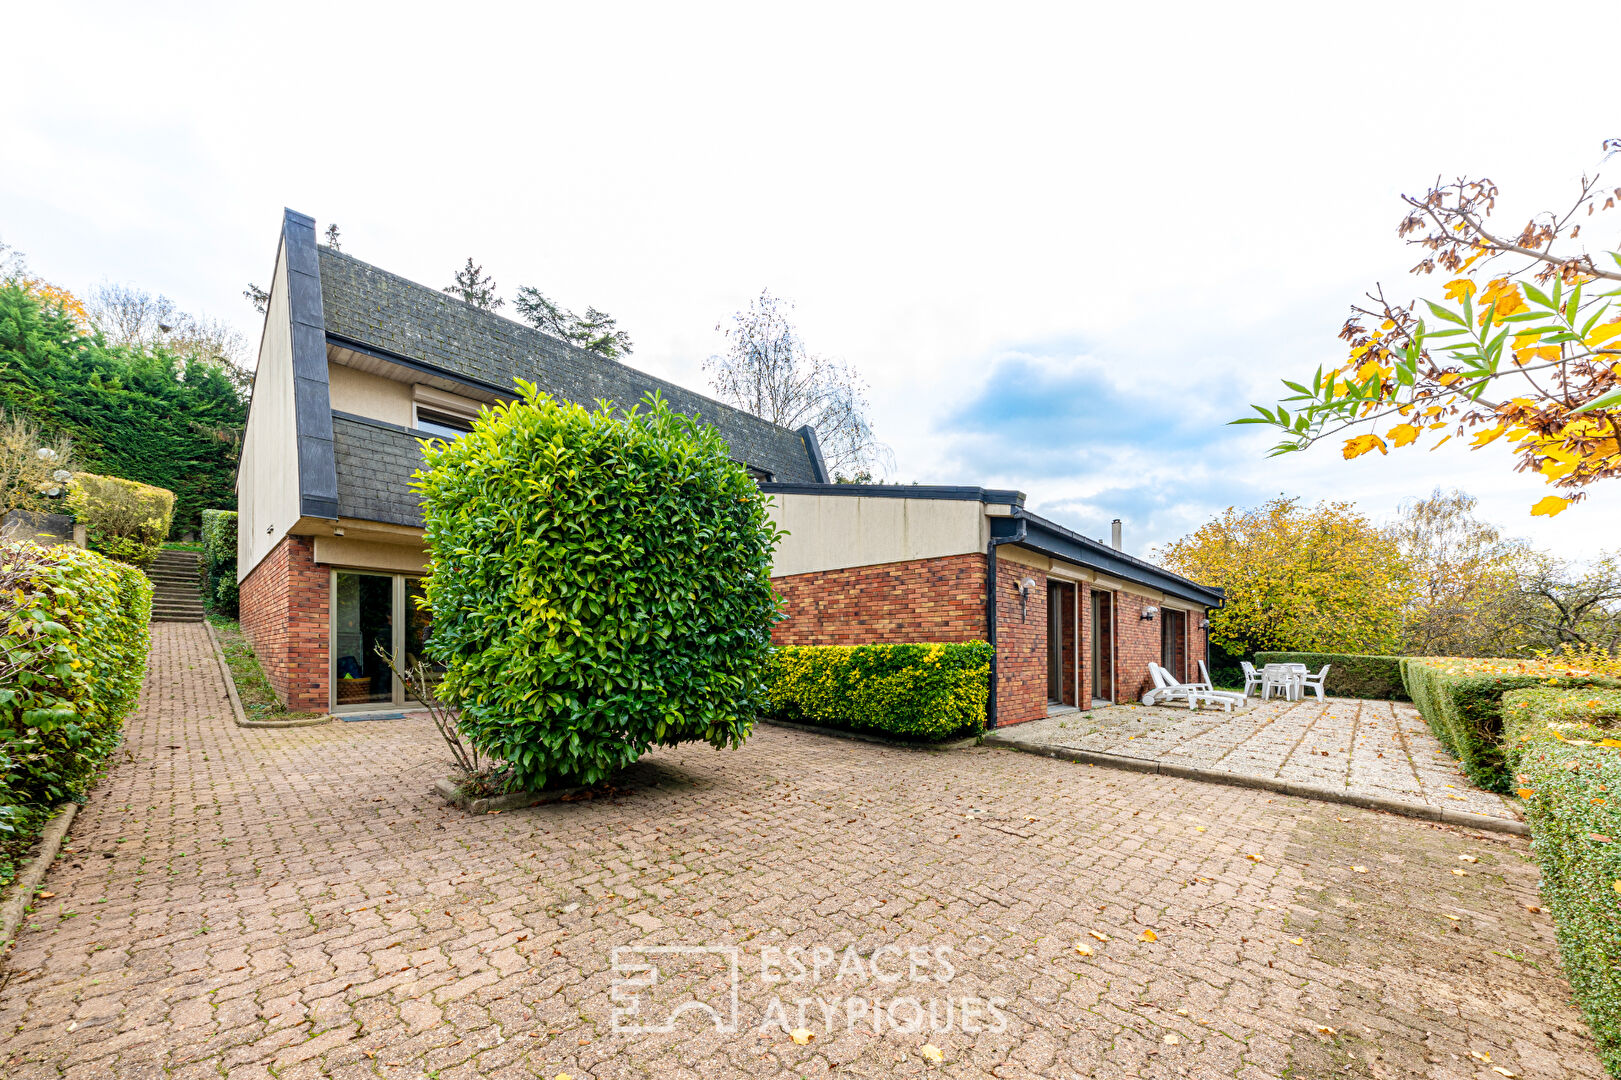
[152,612,205,622]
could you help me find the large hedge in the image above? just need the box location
[766,643,993,741]
[67,472,174,568]
[1253,651,1407,700]
[1,539,152,808]
[201,509,238,615]
[415,385,781,791]
[1402,657,1621,792]
[1500,688,1621,1077]
[0,283,245,536]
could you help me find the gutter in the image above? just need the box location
[984,514,1028,731]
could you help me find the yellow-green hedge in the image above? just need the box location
[766,643,993,742]
[1,538,151,815]
[1401,657,1620,792]
[1501,688,1621,1078]
[66,472,174,568]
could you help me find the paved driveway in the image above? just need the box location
[989,697,1522,827]
[0,625,1603,1078]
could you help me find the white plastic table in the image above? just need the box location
[1260,663,1308,701]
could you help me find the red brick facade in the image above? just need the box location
[771,554,987,645]
[239,534,330,712]
[770,549,1210,731]
[992,559,1048,726]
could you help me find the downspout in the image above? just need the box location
[984,511,1027,731]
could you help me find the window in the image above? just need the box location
[414,407,474,440]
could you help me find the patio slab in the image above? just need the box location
[986,695,1525,830]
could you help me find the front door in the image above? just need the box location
[1090,589,1113,705]
[1047,582,1064,703]
[1161,608,1187,682]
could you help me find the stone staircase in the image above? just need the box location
[148,549,206,623]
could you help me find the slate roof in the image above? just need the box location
[316,248,824,483]
[332,414,427,528]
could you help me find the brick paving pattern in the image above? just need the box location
[992,697,1522,824]
[0,624,1600,1078]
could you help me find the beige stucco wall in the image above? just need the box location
[313,536,427,575]
[328,364,414,427]
[236,245,301,580]
[767,493,987,577]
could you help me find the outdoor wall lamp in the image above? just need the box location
[1017,577,1037,622]
[1200,617,1210,630]
[1141,606,1160,621]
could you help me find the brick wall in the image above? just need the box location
[1111,591,1163,704]
[993,560,1047,727]
[239,534,330,712]
[771,553,987,645]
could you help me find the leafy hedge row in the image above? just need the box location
[1253,651,1407,700]
[66,472,174,567]
[200,509,238,615]
[1500,688,1621,1078]
[1401,658,1621,792]
[1,539,151,817]
[766,643,993,742]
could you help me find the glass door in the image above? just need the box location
[332,572,397,707]
[1161,609,1187,682]
[1090,589,1113,705]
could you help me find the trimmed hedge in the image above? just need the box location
[766,643,993,742]
[415,385,781,791]
[1253,651,1407,700]
[200,509,238,615]
[66,471,174,568]
[1,539,152,807]
[1402,658,1621,793]
[1500,688,1621,1077]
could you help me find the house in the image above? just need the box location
[237,209,1221,722]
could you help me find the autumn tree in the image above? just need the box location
[443,258,502,311]
[1496,550,1621,655]
[1241,143,1621,517]
[705,289,889,480]
[512,286,632,360]
[1389,488,1529,656]
[1154,496,1411,657]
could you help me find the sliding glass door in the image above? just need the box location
[330,572,437,710]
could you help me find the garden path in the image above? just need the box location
[0,625,1600,1078]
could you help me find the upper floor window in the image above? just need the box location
[415,407,474,440]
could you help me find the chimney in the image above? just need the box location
[1110,519,1122,551]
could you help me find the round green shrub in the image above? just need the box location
[414,383,783,791]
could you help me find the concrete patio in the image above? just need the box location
[986,695,1525,830]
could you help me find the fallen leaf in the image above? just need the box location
[789,1028,814,1045]
[1352,866,1368,874]
[37,892,55,899]
[1317,1025,1337,1035]
[1491,1068,1516,1078]
[554,1074,573,1080]
[1452,869,1468,876]
[1075,943,1094,957]
[1140,929,1158,942]
[1194,826,1206,832]
[1517,788,1536,798]
[1175,1009,1188,1016]
[1247,853,1264,862]
[1089,930,1110,942]
[1459,855,1478,863]
[1613,880,1621,896]
[920,1043,944,1064]
[1443,913,1461,921]
[1163,1033,1181,1045]
[1469,1050,1491,1063]
[1290,937,1305,945]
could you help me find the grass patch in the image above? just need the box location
[207,615,324,722]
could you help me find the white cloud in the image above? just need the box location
[2,0,1616,560]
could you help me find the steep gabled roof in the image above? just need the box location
[316,248,824,483]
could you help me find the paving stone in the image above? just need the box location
[0,625,1602,1078]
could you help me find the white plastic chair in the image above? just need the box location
[1146,663,1243,712]
[1260,663,1305,701]
[1299,664,1330,702]
[1239,661,1263,698]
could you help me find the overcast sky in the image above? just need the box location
[5,2,1618,561]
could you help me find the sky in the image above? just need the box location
[4,2,1619,562]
